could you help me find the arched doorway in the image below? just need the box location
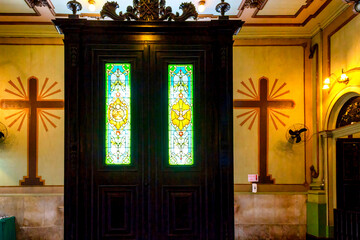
[333,96,360,239]
[323,92,360,239]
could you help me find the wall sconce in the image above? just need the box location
[323,67,360,90]
[88,0,96,12]
[198,0,206,13]
[322,77,330,90]
[323,69,349,90]
[339,70,350,84]
[343,0,360,13]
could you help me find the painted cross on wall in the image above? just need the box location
[233,77,295,183]
[0,76,64,185]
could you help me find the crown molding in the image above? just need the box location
[310,2,349,37]
[0,25,60,37]
[236,1,350,39]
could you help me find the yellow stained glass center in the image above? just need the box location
[171,98,191,131]
[108,97,129,130]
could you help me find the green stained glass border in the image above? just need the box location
[168,64,194,165]
[105,63,131,165]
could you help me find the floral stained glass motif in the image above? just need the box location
[169,64,194,165]
[105,63,131,165]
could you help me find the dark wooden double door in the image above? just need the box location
[57,19,241,240]
[68,44,233,240]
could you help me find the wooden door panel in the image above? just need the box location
[336,139,360,211]
[150,45,215,239]
[335,138,360,240]
[83,45,148,239]
[100,186,137,238]
[163,187,200,237]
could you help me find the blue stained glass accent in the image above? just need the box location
[105,63,131,165]
[168,64,194,165]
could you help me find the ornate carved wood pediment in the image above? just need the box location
[100,0,198,22]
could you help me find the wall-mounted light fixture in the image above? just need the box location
[322,77,330,90]
[88,0,96,12]
[198,0,206,13]
[323,67,360,90]
[343,0,360,13]
[323,69,349,90]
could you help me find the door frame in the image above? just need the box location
[320,90,360,228]
[54,18,244,240]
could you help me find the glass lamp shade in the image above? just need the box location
[354,1,360,13]
[89,3,96,11]
[198,1,206,12]
[88,0,96,11]
[340,73,349,82]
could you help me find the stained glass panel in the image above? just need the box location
[105,63,131,165]
[169,64,194,165]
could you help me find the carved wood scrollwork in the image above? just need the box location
[243,0,266,9]
[25,0,50,8]
[100,1,198,22]
[70,143,78,165]
[220,47,227,68]
[71,47,78,67]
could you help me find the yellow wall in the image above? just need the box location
[314,8,360,227]
[0,41,64,186]
[233,39,312,188]
[322,12,360,127]
[329,16,360,101]
[0,30,334,194]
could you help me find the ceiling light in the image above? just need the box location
[198,1,206,13]
[88,0,96,12]
[354,1,360,13]
[343,0,360,13]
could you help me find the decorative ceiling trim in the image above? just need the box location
[24,0,49,8]
[243,0,267,9]
[301,0,332,26]
[0,12,39,17]
[243,23,303,27]
[237,0,268,18]
[238,0,332,27]
[0,21,53,25]
[252,0,313,18]
[24,0,56,16]
[0,37,63,45]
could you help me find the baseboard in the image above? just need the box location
[306,233,333,240]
